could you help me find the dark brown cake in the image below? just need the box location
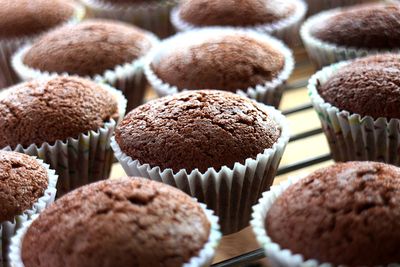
[317,54,400,119]
[0,151,48,222]
[152,35,285,92]
[266,161,400,266]
[115,90,281,173]
[311,3,400,49]
[23,19,154,77]
[22,178,211,267]
[0,76,118,148]
[178,0,295,26]
[0,0,75,39]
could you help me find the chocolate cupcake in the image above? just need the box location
[0,75,127,196]
[111,90,289,234]
[252,162,400,266]
[171,0,306,46]
[9,178,221,267]
[309,53,400,165]
[12,19,158,110]
[305,0,372,16]
[81,0,177,38]
[301,2,400,68]
[0,151,57,264]
[0,0,84,89]
[145,28,294,108]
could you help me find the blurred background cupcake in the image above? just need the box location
[0,0,84,89]
[309,53,400,165]
[12,19,157,111]
[9,178,221,267]
[0,151,57,265]
[305,0,374,16]
[81,0,177,38]
[0,76,126,196]
[111,90,289,234]
[301,2,400,68]
[252,162,400,266]
[145,28,294,108]
[171,0,307,47]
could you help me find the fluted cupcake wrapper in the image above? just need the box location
[12,34,158,111]
[144,28,294,108]
[0,159,58,265]
[81,0,177,38]
[2,77,127,197]
[308,60,400,165]
[300,5,400,69]
[305,0,371,16]
[170,0,307,47]
[111,104,290,235]
[0,3,85,89]
[8,201,221,267]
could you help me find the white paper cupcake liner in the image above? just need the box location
[308,60,400,165]
[81,0,177,38]
[300,5,400,69]
[144,28,294,108]
[0,3,85,90]
[12,33,158,111]
[8,200,221,267]
[305,0,371,16]
[0,158,58,265]
[1,76,127,197]
[111,103,290,235]
[251,173,400,267]
[170,0,307,47]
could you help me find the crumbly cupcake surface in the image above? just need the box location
[0,151,48,222]
[266,161,400,266]
[0,76,118,148]
[317,54,400,119]
[23,19,154,77]
[0,0,74,39]
[22,178,210,267]
[178,0,295,26]
[311,3,400,49]
[116,90,281,173]
[152,34,285,92]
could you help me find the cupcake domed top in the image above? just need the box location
[22,178,211,267]
[0,151,48,222]
[311,3,400,49]
[317,54,400,119]
[0,0,75,39]
[0,76,118,148]
[152,33,285,92]
[266,161,400,266]
[178,0,296,26]
[115,90,281,173]
[23,19,155,77]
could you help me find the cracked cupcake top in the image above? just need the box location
[0,151,48,222]
[178,0,296,27]
[0,76,118,148]
[317,54,400,119]
[22,178,211,267]
[115,90,281,173]
[266,161,400,266]
[152,34,285,92]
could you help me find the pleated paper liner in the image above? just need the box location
[12,33,158,111]
[0,3,85,89]
[2,76,127,197]
[0,158,58,265]
[81,0,177,38]
[308,60,400,165]
[170,0,307,47]
[111,103,290,235]
[301,5,400,69]
[144,28,294,108]
[305,0,371,16]
[9,201,221,267]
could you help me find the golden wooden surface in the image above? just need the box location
[110,47,333,266]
